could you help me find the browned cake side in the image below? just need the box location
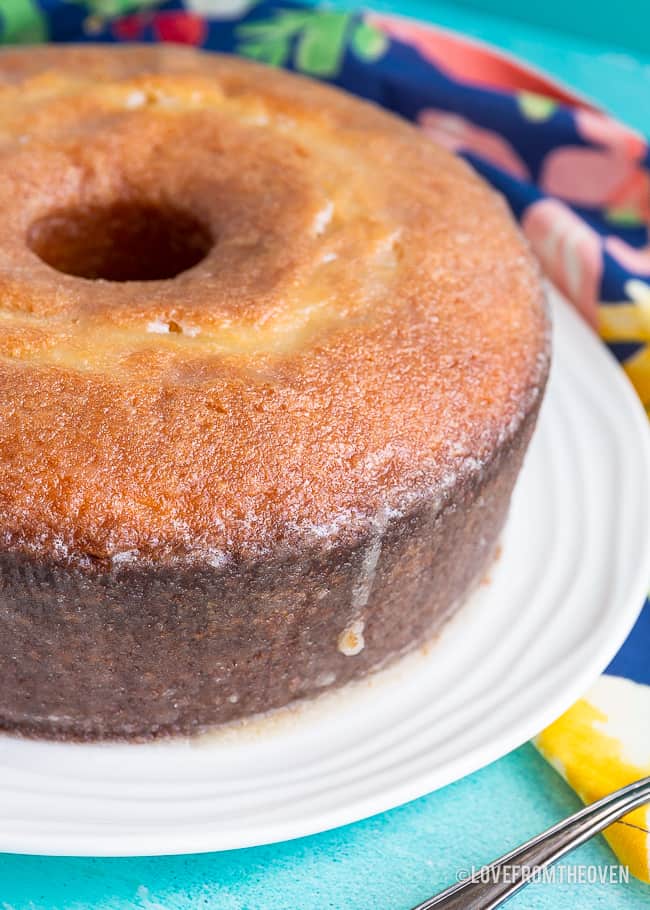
[0,46,550,740]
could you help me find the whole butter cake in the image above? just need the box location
[0,45,549,740]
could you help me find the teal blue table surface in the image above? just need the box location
[2,4,650,908]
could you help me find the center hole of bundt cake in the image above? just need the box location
[27,201,213,282]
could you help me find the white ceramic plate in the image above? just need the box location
[1,288,649,857]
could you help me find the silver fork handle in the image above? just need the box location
[412,775,650,910]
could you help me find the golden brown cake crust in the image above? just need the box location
[0,46,550,739]
[0,44,547,564]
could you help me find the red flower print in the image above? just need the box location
[112,14,147,41]
[153,12,207,46]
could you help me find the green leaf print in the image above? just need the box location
[518,91,558,122]
[237,11,312,41]
[0,0,47,42]
[236,10,388,76]
[238,36,290,67]
[605,206,645,228]
[295,11,349,76]
[67,0,160,23]
[350,20,388,62]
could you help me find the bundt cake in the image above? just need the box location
[0,45,549,739]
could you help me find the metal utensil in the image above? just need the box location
[412,775,650,909]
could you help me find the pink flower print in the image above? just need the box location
[540,147,649,216]
[576,110,646,161]
[522,199,603,327]
[542,110,649,221]
[418,109,530,180]
[606,167,650,223]
[606,237,650,275]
